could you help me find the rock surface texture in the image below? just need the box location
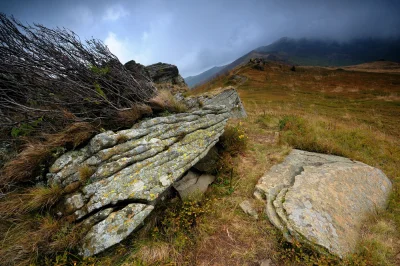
[47,105,233,257]
[182,87,247,118]
[146,62,186,86]
[254,149,392,257]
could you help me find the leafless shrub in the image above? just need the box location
[0,13,156,134]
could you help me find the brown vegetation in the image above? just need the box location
[148,89,188,113]
[1,122,97,189]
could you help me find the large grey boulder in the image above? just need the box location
[48,105,231,257]
[254,149,392,257]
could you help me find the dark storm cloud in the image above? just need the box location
[1,0,399,76]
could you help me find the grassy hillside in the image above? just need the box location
[185,37,400,88]
[187,61,400,265]
[255,37,400,66]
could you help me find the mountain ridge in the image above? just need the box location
[184,37,400,88]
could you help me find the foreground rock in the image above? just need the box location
[254,149,392,257]
[47,105,231,257]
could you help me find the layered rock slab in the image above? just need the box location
[254,149,392,257]
[47,105,230,256]
[182,87,247,118]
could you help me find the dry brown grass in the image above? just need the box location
[148,89,188,113]
[187,62,400,265]
[0,185,63,219]
[78,165,95,183]
[127,240,172,265]
[0,122,97,188]
[0,215,86,265]
[117,104,153,128]
[0,123,98,265]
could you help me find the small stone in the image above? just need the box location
[239,200,258,219]
[260,258,272,266]
[173,171,216,200]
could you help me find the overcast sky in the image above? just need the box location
[1,0,400,77]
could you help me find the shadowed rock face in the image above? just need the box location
[254,150,392,257]
[146,62,186,86]
[124,60,150,80]
[47,105,232,257]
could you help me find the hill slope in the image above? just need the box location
[185,65,226,88]
[185,37,400,88]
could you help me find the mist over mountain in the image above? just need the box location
[185,37,400,88]
[185,65,227,88]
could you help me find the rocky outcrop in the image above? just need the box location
[254,149,392,257]
[47,104,235,257]
[125,61,187,88]
[146,62,186,86]
[124,60,150,80]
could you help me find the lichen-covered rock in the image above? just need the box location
[47,106,231,256]
[80,204,154,257]
[146,62,186,86]
[254,149,392,257]
[184,87,247,118]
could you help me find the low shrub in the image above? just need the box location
[219,122,248,155]
[160,198,212,236]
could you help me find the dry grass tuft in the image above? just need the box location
[0,185,63,218]
[117,104,153,128]
[148,89,188,113]
[1,122,97,188]
[78,165,95,183]
[130,240,172,265]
